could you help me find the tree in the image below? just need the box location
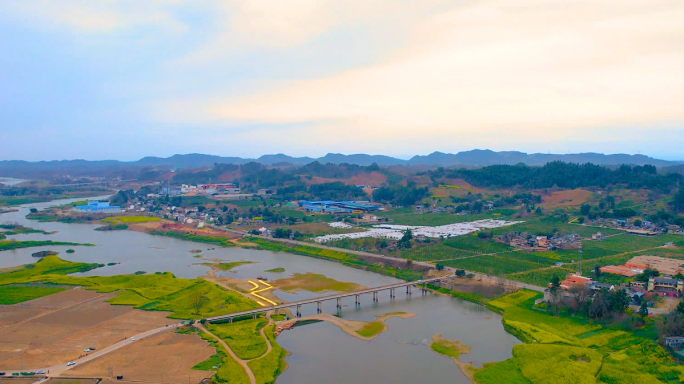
[607,289,630,313]
[30,208,38,213]
[635,267,660,282]
[550,274,561,292]
[577,216,585,224]
[673,189,684,213]
[593,265,602,278]
[222,205,228,212]
[588,291,608,320]
[580,204,591,216]
[638,301,649,317]
[676,300,684,315]
[435,263,444,271]
[656,312,684,346]
[455,269,466,277]
[673,272,684,281]
[398,229,413,249]
[633,219,642,227]
[190,291,207,316]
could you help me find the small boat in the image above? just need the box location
[256,276,268,281]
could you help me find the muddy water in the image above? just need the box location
[0,197,520,383]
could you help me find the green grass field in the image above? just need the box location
[0,256,259,317]
[205,261,254,271]
[196,329,250,384]
[356,321,384,338]
[246,324,288,384]
[208,319,269,360]
[0,240,93,252]
[150,231,237,247]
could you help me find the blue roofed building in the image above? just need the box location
[74,201,121,214]
[298,200,381,213]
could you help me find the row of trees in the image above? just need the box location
[445,162,682,191]
[372,184,429,207]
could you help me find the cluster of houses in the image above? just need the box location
[587,218,684,236]
[495,231,583,251]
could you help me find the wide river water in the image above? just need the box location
[0,197,521,383]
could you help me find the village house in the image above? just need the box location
[592,232,606,241]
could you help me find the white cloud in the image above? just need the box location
[155,0,684,148]
[2,0,187,33]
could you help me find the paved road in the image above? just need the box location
[214,226,545,292]
[0,323,180,376]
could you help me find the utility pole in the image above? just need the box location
[577,246,583,275]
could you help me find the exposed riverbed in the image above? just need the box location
[0,196,521,383]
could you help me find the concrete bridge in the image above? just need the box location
[206,277,445,323]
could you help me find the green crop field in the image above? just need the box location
[471,289,684,384]
[400,243,474,261]
[0,285,66,304]
[208,319,269,360]
[102,215,160,224]
[444,235,515,253]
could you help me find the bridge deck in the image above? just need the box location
[207,277,443,322]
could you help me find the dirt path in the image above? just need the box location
[196,323,256,384]
[257,319,273,358]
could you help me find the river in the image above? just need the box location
[0,196,521,383]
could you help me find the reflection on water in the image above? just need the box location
[0,196,521,383]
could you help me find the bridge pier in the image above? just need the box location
[296,305,301,318]
[407,285,412,295]
[337,298,341,308]
[355,295,360,306]
[317,302,322,313]
[252,314,257,319]
[372,291,378,302]
[390,288,395,299]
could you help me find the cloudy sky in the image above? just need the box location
[1,0,683,161]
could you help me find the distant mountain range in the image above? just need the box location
[1,150,681,178]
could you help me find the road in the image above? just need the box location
[212,225,545,292]
[0,322,180,376]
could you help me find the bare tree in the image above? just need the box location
[190,291,207,316]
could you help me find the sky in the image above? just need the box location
[1,0,684,161]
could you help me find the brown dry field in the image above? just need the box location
[0,289,104,328]
[129,220,240,240]
[0,290,173,370]
[0,379,40,384]
[44,379,99,384]
[348,172,387,187]
[540,189,592,208]
[62,332,215,384]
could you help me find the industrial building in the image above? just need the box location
[298,201,381,213]
[74,201,121,213]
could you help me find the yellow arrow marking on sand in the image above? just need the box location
[248,280,260,291]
